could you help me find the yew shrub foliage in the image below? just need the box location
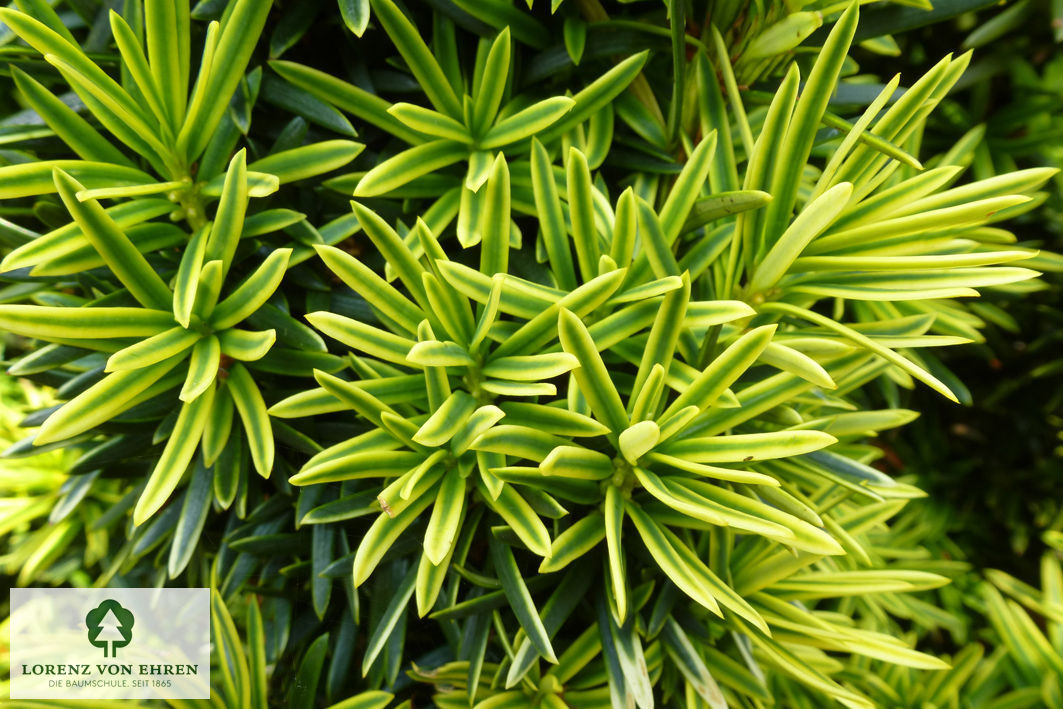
[1,1,1061,707]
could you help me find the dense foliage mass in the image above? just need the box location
[1,0,1062,707]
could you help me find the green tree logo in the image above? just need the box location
[86,599,134,658]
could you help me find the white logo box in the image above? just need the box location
[10,587,210,700]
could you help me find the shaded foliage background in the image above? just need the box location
[881,0,1063,579]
